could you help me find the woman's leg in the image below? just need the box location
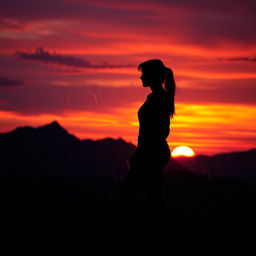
[145,145,170,229]
[120,145,170,229]
[119,162,145,229]
[145,165,164,229]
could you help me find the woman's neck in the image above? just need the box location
[150,84,164,93]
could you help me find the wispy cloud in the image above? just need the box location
[0,76,24,87]
[218,57,256,62]
[15,47,135,69]
[0,83,255,116]
[0,18,24,30]
[0,84,146,115]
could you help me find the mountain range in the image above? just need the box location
[0,120,136,179]
[0,121,255,232]
[1,120,255,184]
[170,149,256,185]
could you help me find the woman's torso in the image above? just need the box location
[137,89,171,148]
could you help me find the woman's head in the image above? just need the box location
[138,59,166,87]
[138,59,176,118]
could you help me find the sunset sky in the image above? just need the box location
[1,0,256,156]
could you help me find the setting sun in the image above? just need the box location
[171,146,195,158]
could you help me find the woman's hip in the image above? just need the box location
[129,144,170,169]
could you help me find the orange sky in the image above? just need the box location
[1,0,256,156]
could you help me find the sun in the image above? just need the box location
[171,146,195,158]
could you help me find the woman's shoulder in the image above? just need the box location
[148,90,169,102]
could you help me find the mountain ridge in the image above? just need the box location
[1,120,254,155]
[0,120,255,184]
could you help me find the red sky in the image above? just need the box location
[1,0,256,155]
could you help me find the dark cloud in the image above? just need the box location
[0,84,255,116]
[2,0,256,20]
[176,87,256,105]
[2,0,256,47]
[0,85,147,115]
[15,47,135,69]
[160,0,256,14]
[0,76,24,87]
[0,18,24,30]
[218,57,256,62]
[1,0,152,24]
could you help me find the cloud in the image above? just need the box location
[0,76,24,87]
[0,84,147,115]
[2,0,256,55]
[0,18,24,30]
[15,47,135,69]
[0,83,255,116]
[218,57,256,62]
[176,87,256,105]
[1,0,153,22]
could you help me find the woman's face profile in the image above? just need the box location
[140,71,152,87]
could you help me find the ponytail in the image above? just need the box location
[164,67,176,119]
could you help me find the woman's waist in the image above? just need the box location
[137,139,169,147]
[135,141,170,159]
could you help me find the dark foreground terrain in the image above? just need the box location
[0,122,255,252]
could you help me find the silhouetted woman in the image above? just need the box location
[120,59,176,229]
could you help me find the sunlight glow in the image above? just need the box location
[1,102,255,156]
[171,146,195,158]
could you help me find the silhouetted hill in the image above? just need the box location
[0,121,136,178]
[172,149,256,184]
[4,120,256,182]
